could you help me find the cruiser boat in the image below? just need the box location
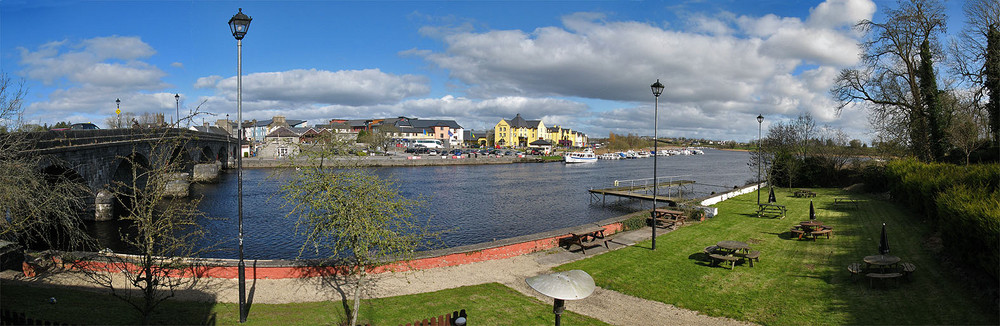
[564,148,598,163]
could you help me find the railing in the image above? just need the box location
[1,309,76,326]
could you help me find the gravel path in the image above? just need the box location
[2,227,754,326]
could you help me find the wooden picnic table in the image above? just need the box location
[651,208,685,228]
[794,189,817,198]
[757,203,786,218]
[717,240,750,253]
[800,220,823,227]
[566,225,608,254]
[864,254,900,269]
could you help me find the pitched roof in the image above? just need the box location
[529,139,553,146]
[265,126,300,138]
[395,118,463,129]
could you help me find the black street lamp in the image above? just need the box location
[650,79,664,250]
[115,98,121,129]
[756,114,764,206]
[229,7,252,324]
[175,94,180,127]
[226,113,231,167]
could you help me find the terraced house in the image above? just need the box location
[493,113,587,148]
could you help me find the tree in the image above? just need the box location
[833,0,948,161]
[949,107,984,164]
[80,129,210,324]
[950,0,1000,149]
[281,149,440,325]
[0,73,93,251]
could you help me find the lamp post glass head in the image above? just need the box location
[116,98,120,105]
[757,114,764,124]
[650,79,665,98]
[229,8,252,40]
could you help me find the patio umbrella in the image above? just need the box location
[768,187,776,203]
[809,200,816,220]
[878,223,890,255]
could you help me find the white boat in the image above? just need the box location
[564,149,598,163]
[598,153,620,160]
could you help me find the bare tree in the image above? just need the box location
[833,0,948,161]
[950,0,1000,146]
[0,73,93,251]
[79,130,211,325]
[281,145,441,325]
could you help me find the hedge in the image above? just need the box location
[884,158,1000,280]
[936,185,1000,280]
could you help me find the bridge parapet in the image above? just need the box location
[21,128,231,152]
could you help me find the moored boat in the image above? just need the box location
[564,148,598,163]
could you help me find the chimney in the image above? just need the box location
[204,122,210,128]
[273,116,287,127]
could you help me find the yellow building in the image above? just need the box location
[493,113,546,148]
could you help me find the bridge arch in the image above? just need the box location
[198,145,216,163]
[104,152,151,221]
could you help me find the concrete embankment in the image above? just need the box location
[240,155,559,168]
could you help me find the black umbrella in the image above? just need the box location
[878,223,890,255]
[768,187,776,203]
[809,200,816,220]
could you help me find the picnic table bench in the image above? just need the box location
[757,203,786,218]
[565,225,608,254]
[651,209,686,229]
[794,189,817,198]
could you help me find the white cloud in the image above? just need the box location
[807,0,877,29]
[18,36,165,89]
[410,0,874,140]
[200,68,430,106]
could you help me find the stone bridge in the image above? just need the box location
[21,128,236,221]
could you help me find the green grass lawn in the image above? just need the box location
[557,188,998,325]
[1,282,604,325]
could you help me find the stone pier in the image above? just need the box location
[165,172,191,198]
[192,162,221,183]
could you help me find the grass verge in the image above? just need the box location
[0,281,604,325]
[556,187,998,325]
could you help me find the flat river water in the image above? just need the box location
[87,149,752,259]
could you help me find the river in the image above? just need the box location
[87,149,752,259]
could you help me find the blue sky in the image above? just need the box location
[1,0,969,142]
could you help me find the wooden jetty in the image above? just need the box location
[589,180,695,205]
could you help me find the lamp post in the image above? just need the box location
[115,98,121,129]
[650,79,664,250]
[229,7,252,323]
[175,94,180,127]
[226,114,231,167]
[756,114,764,206]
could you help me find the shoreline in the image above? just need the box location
[18,183,758,279]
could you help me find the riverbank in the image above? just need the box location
[239,155,561,168]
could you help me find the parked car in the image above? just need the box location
[71,122,100,130]
[450,149,463,156]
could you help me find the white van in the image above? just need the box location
[413,139,443,149]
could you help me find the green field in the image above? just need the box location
[558,188,997,325]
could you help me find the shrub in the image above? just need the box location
[621,213,647,231]
[936,185,1000,280]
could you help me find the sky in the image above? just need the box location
[0,0,970,143]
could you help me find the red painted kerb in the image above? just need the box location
[54,222,626,280]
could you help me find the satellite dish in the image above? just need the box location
[525,270,595,300]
